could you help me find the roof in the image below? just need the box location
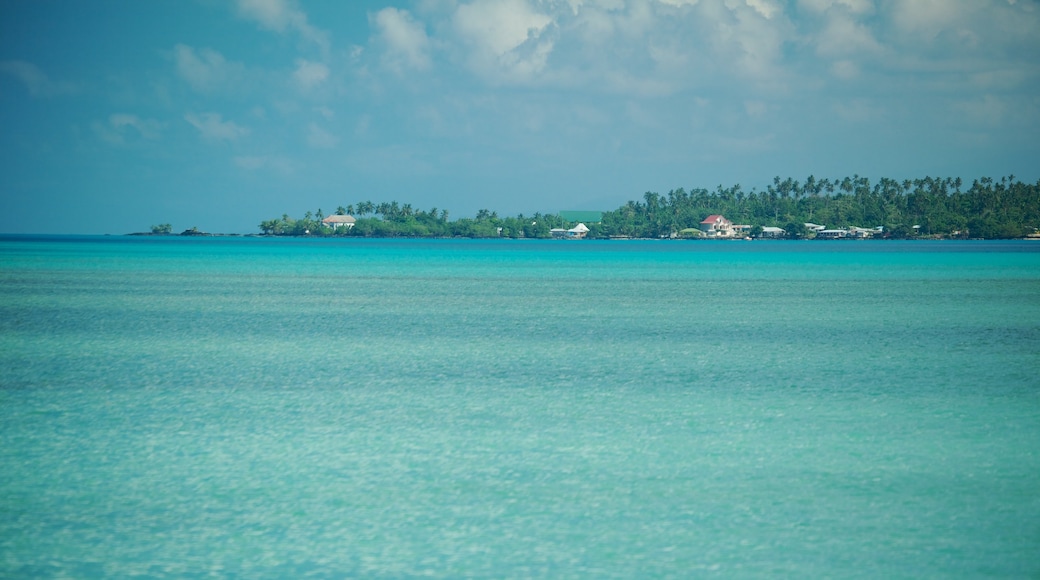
[322,215,356,224]
[560,210,603,223]
[569,223,589,233]
[700,214,727,224]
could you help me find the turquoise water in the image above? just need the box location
[2,236,1039,577]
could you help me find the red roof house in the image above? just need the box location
[699,214,734,237]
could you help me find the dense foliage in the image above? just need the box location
[259,176,1040,239]
[259,203,569,238]
[598,175,1040,239]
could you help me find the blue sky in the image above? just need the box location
[2,0,1038,234]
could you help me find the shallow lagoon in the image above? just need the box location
[2,237,1039,576]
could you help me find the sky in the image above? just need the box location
[1,0,1038,234]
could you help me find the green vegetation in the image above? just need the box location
[150,223,173,234]
[259,203,569,239]
[598,175,1039,239]
[259,176,1040,239]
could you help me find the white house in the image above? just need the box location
[817,229,848,239]
[699,215,734,237]
[847,226,883,238]
[552,223,590,239]
[322,215,356,230]
[759,226,786,238]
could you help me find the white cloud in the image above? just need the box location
[745,0,782,20]
[236,0,293,30]
[0,60,78,97]
[454,0,553,57]
[364,0,1039,120]
[888,0,964,36]
[173,45,244,93]
[707,0,795,82]
[307,123,339,149]
[109,114,163,139]
[452,0,555,81]
[567,3,617,47]
[92,114,163,145]
[883,0,1037,58]
[830,59,860,80]
[814,10,882,59]
[887,0,1040,55]
[832,0,1040,93]
[236,0,329,54]
[184,112,249,141]
[292,59,329,90]
[372,7,432,71]
[384,0,799,94]
[798,0,873,15]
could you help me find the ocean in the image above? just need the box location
[1,235,1038,577]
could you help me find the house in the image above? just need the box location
[804,223,826,233]
[844,226,877,238]
[322,215,356,230]
[551,223,590,239]
[759,226,786,238]
[817,229,848,239]
[699,215,734,237]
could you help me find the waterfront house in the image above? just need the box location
[699,215,734,237]
[551,223,590,239]
[848,226,884,238]
[322,215,356,230]
[760,226,786,238]
[817,229,848,239]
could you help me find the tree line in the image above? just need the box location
[259,202,571,238]
[259,175,1040,239]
